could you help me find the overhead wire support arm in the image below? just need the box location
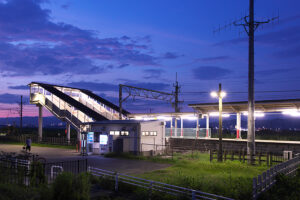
[119,84,174,119]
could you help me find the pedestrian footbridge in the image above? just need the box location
[28,82,129,138]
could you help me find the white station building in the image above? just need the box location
[80,120,165,155]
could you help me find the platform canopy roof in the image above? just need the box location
[189,99,300,114]
[128,112,199,120]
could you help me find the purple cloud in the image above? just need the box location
[162,52,182,59]
[143,69,164,79]
[67,82,118,92]
[8,85,28,90]
[0,93,28,104]
[61,3,70,10]
[68,80,170,92]
[0,0,158,76]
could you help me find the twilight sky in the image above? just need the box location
[0,0,300,118]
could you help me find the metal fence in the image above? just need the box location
[210,150,285,166]
[165,128,211,138]
[252,153,300,199]
[0,158,87,185]
[89,166,233,200]
[0,135,77,145]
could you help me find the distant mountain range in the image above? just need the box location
[0,115,299,129]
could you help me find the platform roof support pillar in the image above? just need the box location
[66,122,71,144]
[236,112,241,139]
[196,115,199,138]
[38,105,43,142]
[174,118,178,137]
[170,118,173,137]
[180,118,183,137]
[206,114,210,138]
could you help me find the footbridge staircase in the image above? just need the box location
[29,82,129,130]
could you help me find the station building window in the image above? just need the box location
[121,131,129,136]
[109,131,129,136]
[142,131,157,136]
[109,131,120,136]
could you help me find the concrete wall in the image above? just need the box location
[169,138,300,154]
[140,121,165,152]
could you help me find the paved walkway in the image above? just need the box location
[0,144,171,174]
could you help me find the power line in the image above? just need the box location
[182,89,300,94]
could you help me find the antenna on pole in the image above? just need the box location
[213,0,279,165]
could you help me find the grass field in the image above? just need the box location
[108,152,268,199]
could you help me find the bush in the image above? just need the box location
[52,172,91,200]
[0,183,44,200]
[259,169,300,200]
[30,161,46,187]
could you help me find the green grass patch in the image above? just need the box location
[112,152,269,200]
[0,141,76,149]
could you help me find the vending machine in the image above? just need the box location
[81,132,113,155]
[86,132,94,154]
[99,134,108,154]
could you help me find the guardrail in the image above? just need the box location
[89,166,233,200]
[252,153,300,199]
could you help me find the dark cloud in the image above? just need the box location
[143,69,164,79]
[162,52,182,59]
[61,3,70,9]
[67,82,118,92]
[197,56,231,62]
[120,36,130,40]
[8,85,28,90]
[192,66,232,80]
[0,0,157,76]
[117,63,130,68]
[0,93,26,104]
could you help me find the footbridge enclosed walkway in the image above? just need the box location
[28,82,130,141]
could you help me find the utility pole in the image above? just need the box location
[119,85,122,120]
[247,0,255,165]
[218,83,223,162]
[20,95,23,135]
[214,0,278,165]
[174,72,180,113]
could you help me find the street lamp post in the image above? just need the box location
[211,83,226,162]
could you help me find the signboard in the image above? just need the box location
[87,132,94,143]
[100,135,108,145]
